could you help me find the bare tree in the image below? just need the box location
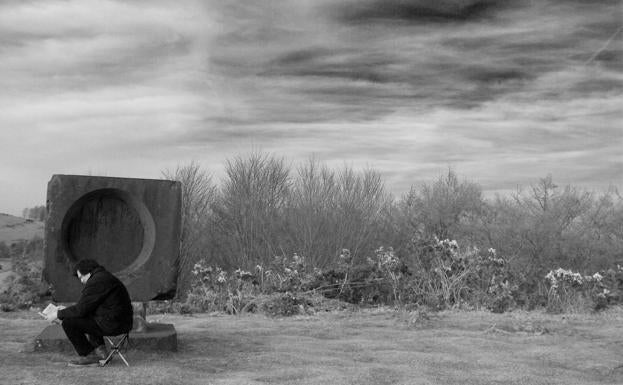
[285,157,337,266]
[401,169,484,241]
[333,166,390,260]
[162,161,217,297]
[22,205,46,221]
[509,175,592,273]
[213,152,291,268]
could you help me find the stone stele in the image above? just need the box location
[43,174,182,302]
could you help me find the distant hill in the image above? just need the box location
[0,213,44,245]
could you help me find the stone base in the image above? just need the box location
[34,323,177,353]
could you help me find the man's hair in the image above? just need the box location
[74,259,100,277]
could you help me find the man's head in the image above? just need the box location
[74,259,100,284]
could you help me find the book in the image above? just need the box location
[38,303,65,323]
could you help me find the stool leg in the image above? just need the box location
[117,351,130,367]
[99,351,114,366]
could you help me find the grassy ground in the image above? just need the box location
[0,213,43,245]
[2,307,623,385]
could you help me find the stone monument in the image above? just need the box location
[34,174,182,353]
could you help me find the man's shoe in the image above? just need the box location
[68,355,100,367]
[93,345,109,360]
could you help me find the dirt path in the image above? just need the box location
[2,308,623,384]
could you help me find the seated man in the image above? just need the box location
[45,259,133,366]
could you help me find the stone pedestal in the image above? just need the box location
[33,323,177,353]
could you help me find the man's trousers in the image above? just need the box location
[61,317,105,356]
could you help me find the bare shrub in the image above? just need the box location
[1,238,45,310]
[0,242,10,259]
[285,158,338,267]
[212,152,291,269]
[332,166,391,260]
[22,205,46,221]
[286,159,392,267]
[399,169,484,242]
[162,161,217,297]
[160,157,621,314]
[474,175,621,308]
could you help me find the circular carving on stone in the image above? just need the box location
[61,188,155,275]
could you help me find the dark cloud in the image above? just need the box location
[260,47,537,113]
[264,48,396,86]
[467,68,531,85]
[272,47,395,75]
[592,49,623,70]
[571,78,623,94]
[335,0,516,24]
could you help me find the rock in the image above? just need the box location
[43,174,182,302]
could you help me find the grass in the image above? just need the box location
[2,307,623,385]
[0,213,43,245]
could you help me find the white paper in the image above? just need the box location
[38,303,65,320]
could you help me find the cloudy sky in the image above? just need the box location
[1,0,621,216]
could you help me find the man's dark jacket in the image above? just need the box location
[58,266,133,335]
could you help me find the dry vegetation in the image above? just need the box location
[164,153,623,313]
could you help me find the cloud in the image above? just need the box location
[334,0,514,24]
[174,0,622,197]
[0,0,219,212]
[203,0,622,124]
[0,0,621,215]
[0,0,215,131]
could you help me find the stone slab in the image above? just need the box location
[34,323,177,353]
[43,174,182,302]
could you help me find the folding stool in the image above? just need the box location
[99,333,130,367]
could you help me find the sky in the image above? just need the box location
[0,0,622,216]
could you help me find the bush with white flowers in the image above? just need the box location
[544,267,613,313]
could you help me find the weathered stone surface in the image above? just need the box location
[43,175,182,302]
[34,323,178,352]
[132,302,147,319]
[132,302,148,332]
